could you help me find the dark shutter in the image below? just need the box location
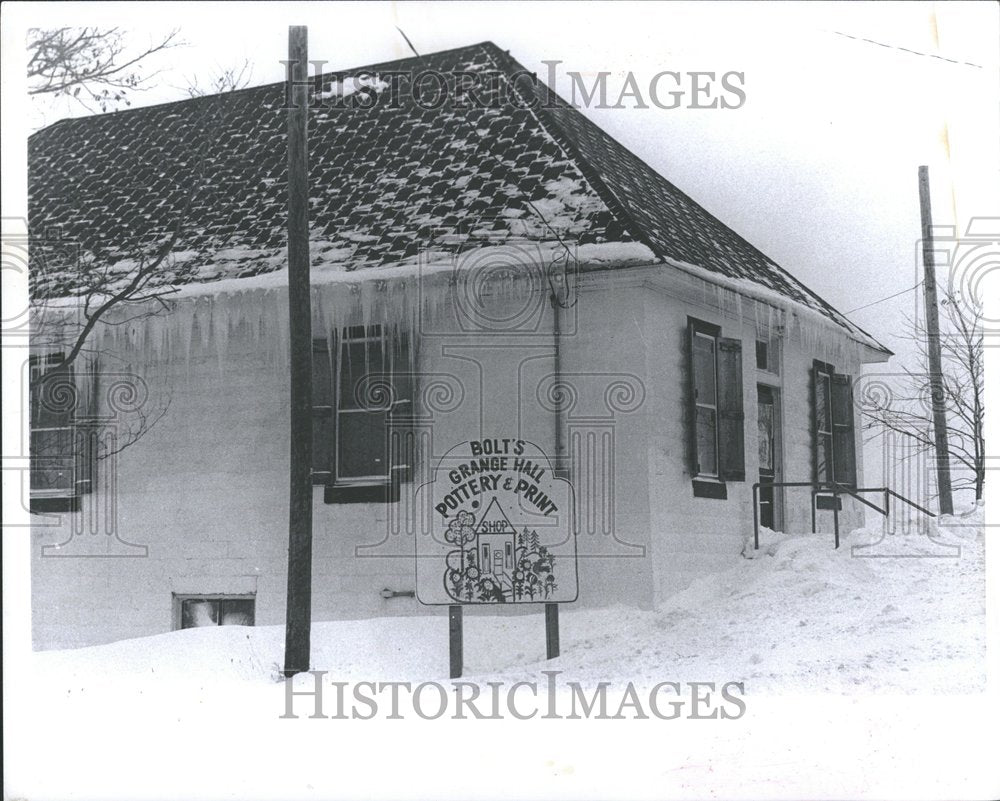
[831,373,857,487]
[685,320,700,475]
[716,337,745,481]
[810,362,821,485]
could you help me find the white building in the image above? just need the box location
[27,42,890,649]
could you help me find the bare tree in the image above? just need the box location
[27,27,181,112]
[30,66,249,462]
[861,290,985,501]
[182,60,253,99]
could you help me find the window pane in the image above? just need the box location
[32,366,76,428]
[833,430,856,485]
[693,334,716,405]
[30,427,75,495]
[758,403,774,471]
[831,377,852,426]
[816,433,833,484]
[312,410,334,476]
[219,599,255,626]
[339,338,386,410]
[181,599,218,628]
[815,373,831,433]
[338,410,389,478]
[755,340,768,370]
[696,406,718,476]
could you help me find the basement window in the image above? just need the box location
[176,596,255,629]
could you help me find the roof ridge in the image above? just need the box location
[31,41,500,137]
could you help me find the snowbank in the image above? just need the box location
[30,502,986,693]
[9,504,988,801]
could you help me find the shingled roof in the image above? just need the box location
[28,40,886,351]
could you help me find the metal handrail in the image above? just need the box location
[752,481,938,551]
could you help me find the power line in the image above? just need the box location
[829,30,983,69]
[844,281,922,315]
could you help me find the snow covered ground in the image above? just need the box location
[6,503,993,800]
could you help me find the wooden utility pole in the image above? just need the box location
[284,24,314,676]
[917,166,954,516]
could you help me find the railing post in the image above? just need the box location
[811,489,817,534]
[752,483,760,550]
[833,488,840,549]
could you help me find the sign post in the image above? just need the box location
[416,438,577,675]
[449,605,463,678]
[545,602,559,659]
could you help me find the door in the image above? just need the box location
[757,385,781,530]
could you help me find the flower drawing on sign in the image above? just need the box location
[442,498,557,604]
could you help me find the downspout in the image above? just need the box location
[551,290,564,476]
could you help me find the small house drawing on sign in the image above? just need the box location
[475,497,516,585]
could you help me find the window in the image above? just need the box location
[755,335,781,375]
[755,340,769,371]
[313,325,414,503]
[29,354,95,513]
[687,319,745,497]
[693,330,719,476]
[177,596,255,629]
[811,360,856,488]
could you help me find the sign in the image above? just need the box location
[415,438,578,605]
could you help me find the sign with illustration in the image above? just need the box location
[415,438,578,605]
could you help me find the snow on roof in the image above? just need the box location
[27,41,888,353]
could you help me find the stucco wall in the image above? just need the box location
[30,265,874,649]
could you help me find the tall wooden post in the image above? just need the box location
[917,166,954,516]
[283,24,314,677]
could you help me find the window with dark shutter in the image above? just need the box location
[687,319,746,496]
[314,325,414,502]
[29,354,96,513]
[811,361,857,488]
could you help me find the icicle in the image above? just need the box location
[212,295,226,376]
